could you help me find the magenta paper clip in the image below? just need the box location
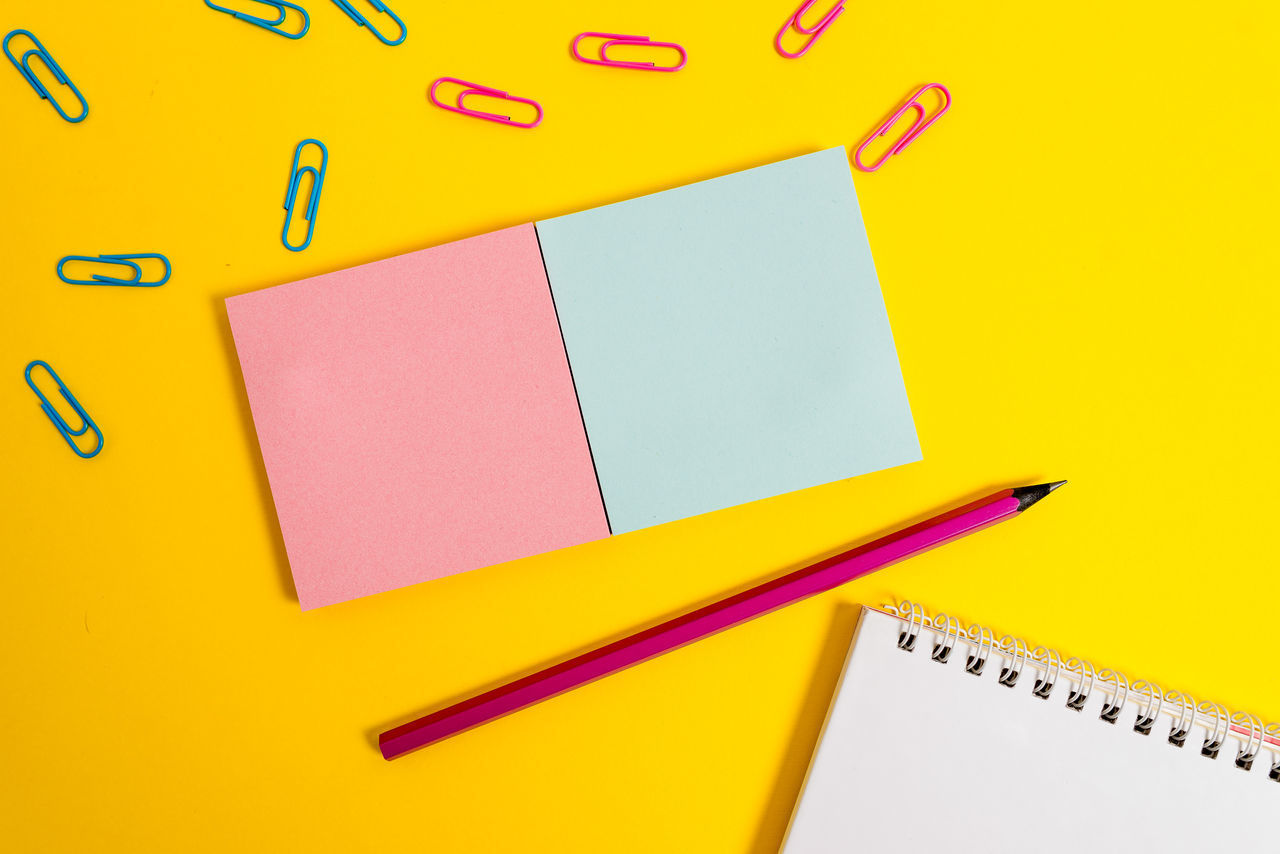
[571,32,687,71]
[428,77,542,128]
[853,83,952,172]
[774,0,845,58]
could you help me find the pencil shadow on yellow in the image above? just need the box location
[362,480,1031,755]
[750,601,861,854]
[212,294,298,603]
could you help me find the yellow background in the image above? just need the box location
[2,1,1278,850]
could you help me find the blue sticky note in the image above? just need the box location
[537,148,920,534]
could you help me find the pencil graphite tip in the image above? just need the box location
[1010,480,1067,512]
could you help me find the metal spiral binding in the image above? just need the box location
[1097,669,1128,723]
[997,635,1027,688]
[931,613,962,664]
[1166,691,1196,747]
[1265,724,1280,780]
[1131,680,1163,735]
[884,601,1279,781]
[1030,646,1060,699]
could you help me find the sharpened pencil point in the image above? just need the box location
[1011,481,1067,512]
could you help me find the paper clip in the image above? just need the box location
[774,1,845,59]
[24,361,103,459]
[281,139,327,252]
[428,78,543,129]
[2,30,89,123]
[330,0,406,46]
[853,83,952,172]
[56,253,171,287]
[203,1,311,40]
[571,33,687,72]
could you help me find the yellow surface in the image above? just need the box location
[2,1,1278,850]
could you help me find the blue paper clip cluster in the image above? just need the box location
[3,6,412,456]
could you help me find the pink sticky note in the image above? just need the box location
[226,224,609,609]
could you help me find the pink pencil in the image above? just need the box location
[379,482,1066,760]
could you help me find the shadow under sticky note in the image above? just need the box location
[537,148,920,535]
[225,224,609,610]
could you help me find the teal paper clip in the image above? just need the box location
[282,139,328,252]
[24,361,103,459]
[2,29,89,123]
[57,253,171,287]
[204,1,311,40]
[330,0,407,46]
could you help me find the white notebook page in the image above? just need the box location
[782,606,1278,852]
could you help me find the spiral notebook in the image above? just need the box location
[783,604,1279,852]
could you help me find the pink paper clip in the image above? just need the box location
[774,0,845,58]
[853,83,952,172]
[571,32,687,71]
[428,77,543,128]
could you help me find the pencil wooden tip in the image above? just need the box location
[1011,480,1066,512]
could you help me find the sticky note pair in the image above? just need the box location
[226,148,920,610]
